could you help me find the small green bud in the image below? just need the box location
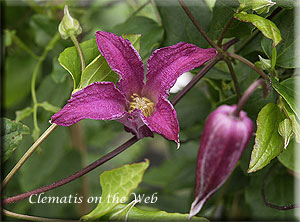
[58,5,82,40]
[257,55,271,71]
[278,118,294,149]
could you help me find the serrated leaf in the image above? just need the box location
[270,76,299,119]
[281,99,300,143]
[234,12,282,46]
[39,101,61,113]
[248,103,285,173]
[58,39,100,91]
[278,140,299,173]
[16,107,34,122]
[238,0,276,14]
[81,160,149,221]
[278,118,293,149]
[1,118,30,161]
[102,204,208,221]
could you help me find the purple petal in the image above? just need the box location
[117,109,154,139]
[96,31,145,99]
[143,42,217,100]
[144,97,179,144]
[189,105,253,218]
[51,82,127,126]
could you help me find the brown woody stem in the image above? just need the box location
[3,136,138,205]
[177,0,221,51]
[228,52,268,79]
[224,57,241,101]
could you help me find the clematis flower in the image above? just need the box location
[51,31,217,145]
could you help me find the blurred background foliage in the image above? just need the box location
[2,0,298,220]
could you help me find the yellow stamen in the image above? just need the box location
[129,93,155,117]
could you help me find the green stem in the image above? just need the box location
[224,57,241,101]
[3,208,78,222]
[70,35,85,72]
[10,32,39,60]
[2,33,60,190]
[2,124,58,190]
[228,52,268,79]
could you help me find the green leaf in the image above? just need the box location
[5,54,36,108]
[1,118,30,161]
[208,0,252,40]
[50,57,68,84]
[270,76,299,119]
[102,203,208,221]
[29,14,59,47]
[81,160,149,221]
[58,38,100,91]
[122,34,142,53]
[261,10,299,68]
[278,140,299,173]
[234,12,282,46]
[112,16,163,60]
[248,103,285,173]
[80,55,118,89]
[271,47,277,70]
[245,165,295,219]
[238,0,276,14]
[278,118,293,149]
[32,126,41,141]
[16,107,34,122]
[80,34,141,89]
[4,29,15,47]
[281,99,300,143]
[154,0,210,48]
[39,101,61,113]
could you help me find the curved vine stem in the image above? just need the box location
[261,164,300,210]
[227,52,268,79]
[172,55,222,106]
[177,0,221,52]
[217,17,234,47]
[2,209,79,222]
[232,78,267,117]
[2,33,60,191]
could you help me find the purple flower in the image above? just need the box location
[189,105,254,218]
[51,31,217,145]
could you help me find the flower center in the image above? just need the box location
[129,93,155,117]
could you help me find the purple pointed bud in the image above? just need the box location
[190,105,253,218]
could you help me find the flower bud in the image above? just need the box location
[58,5,82,40]
[189,105,254,218]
